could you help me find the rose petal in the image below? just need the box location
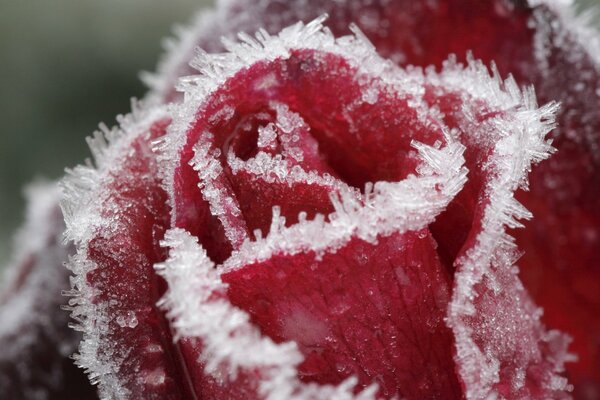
[508,5,600,397]
[416,58,574,398]
[143,1,533,104]
[62,105,195,399]
[0,182,95,399]
[222,230,460,399]
[157,228,379,400]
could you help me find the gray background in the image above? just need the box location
[0,0,597,265]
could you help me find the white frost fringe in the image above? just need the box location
[156,229,378,400]
[60,101,169,399]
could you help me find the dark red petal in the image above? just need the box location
[508,8,600,398]
[419,60,573,398]
[157,229,382,399]
[62,109,194,399]
[0,183,96,399]
[222,230,461,399]
[146,1,532,104]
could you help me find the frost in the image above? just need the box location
[156,228,378,400]
[189,135,248,248]
[60,101,170,400]
[115,312,138,329]
[62,100,168,244]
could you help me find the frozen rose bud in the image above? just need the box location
[62,19,571,399]
[147,1,600,397]
[0,182,96,399]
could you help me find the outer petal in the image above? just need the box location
[61,105,194,399]
[508,4,600,397]
[0,182,95,399]
[427,62,574,398]
[157,228,379,400]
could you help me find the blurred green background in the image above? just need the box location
[0,0,598,265]
[0,0,211,264]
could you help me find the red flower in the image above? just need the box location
[1,0,598,399]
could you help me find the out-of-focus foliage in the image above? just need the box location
[0,0,210,263]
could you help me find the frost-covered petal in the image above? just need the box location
[0,182,95,399]
[143,0,538,104]
[222,230,460,399]
[416,58,573,399]
[61,105,194,399]
[157,228,379,400]
[508,4,600,397]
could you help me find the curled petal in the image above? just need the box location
[61,104,192,399]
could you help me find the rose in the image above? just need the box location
[0,0,597,399]
[61,5,573,400]
[151,9,600,394]
[66,19,568,398]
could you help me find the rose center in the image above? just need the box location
[173,49,448,263]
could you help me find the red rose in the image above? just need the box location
[1,0,598,399]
